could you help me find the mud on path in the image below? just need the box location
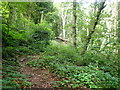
[18,55,56,88]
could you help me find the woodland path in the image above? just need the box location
[18,55,56,88]
[17,55,90,89]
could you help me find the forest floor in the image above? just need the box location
[17,55,90,89]
[18,55,56,88]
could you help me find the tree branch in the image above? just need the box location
[81,0,106,55]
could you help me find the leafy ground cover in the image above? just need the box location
[27,42,119,88]
[20,55,56,88]
[2,1,119,89]
[2,58,32,88]
[2,41,119,89]
[2,55,56,89]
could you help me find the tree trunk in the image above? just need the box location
[40,11,44,23]
[7,2,13,35]
[81,0,106,54]
[72,0,77,47]
[117,2,120,80]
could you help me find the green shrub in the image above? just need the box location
[43,44,82,64]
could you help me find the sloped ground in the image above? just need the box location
[18,55,56,88]
[18,55,90,89]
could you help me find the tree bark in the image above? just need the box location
[72,0,77,47]
[40,11,44,23]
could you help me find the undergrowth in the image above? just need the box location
[2,20,53,88]
[2,58,32,88]
[27,43,119,88]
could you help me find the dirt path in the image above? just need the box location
[18,55,56,88]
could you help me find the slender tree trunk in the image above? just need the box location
[62,8,67,39]
[40,11,44,23]
[7,2,12,35]
[81,0,106,54]
[116,2,120,79]
[113,1,118,53]
[72,0,77,47]
[62,16,66,38]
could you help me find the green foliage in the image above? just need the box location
[2,1,57,56]
[2,1,119,89]
[43,44,80,64]
[2,59,32,88]
[27,44,119,88]
[31,21,54,41]
[2,16,54,59]
[2,2,58,89]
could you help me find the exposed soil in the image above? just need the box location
[18,55,90,89]
[18,55,56,88]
